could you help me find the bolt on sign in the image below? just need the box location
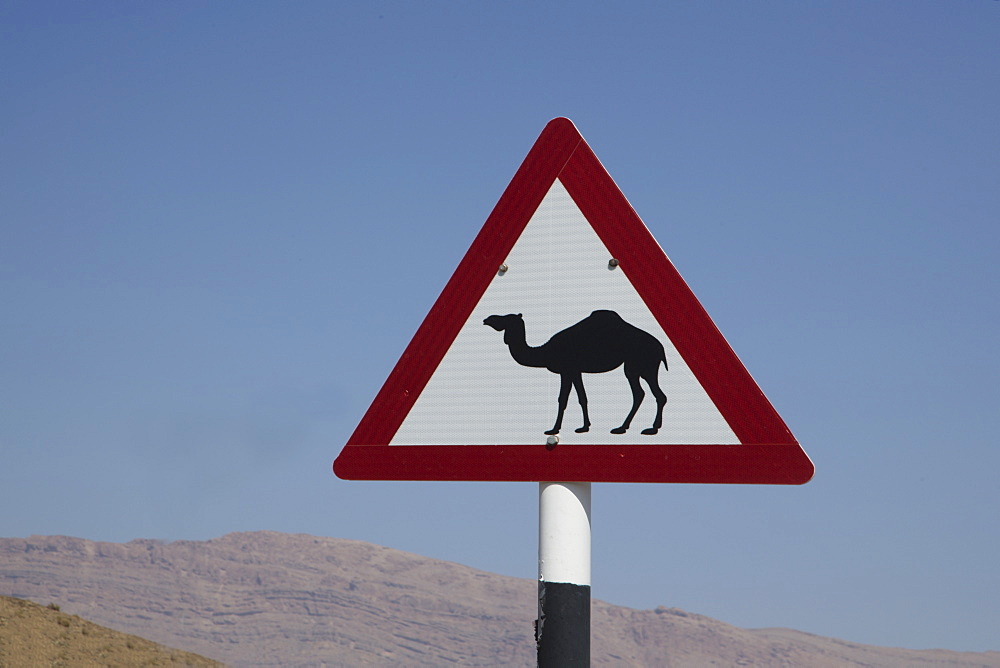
[334,118,813,484]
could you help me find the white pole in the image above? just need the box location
[536,481,591,666]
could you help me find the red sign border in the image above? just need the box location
[334,118,813,484]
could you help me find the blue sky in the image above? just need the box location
[2,1,998,653]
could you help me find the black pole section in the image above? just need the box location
[536,580,590,666]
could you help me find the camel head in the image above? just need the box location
[483,313,523,332]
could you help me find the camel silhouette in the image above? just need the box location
[483,310,668,436]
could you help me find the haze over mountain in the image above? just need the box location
[1,532,997,667]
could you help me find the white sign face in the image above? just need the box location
[389,179,739,446]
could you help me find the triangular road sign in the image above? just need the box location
[334,118,813,484]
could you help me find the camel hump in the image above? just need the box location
[588,309,624,322]
[586,309,666,364]
[585,309,649,338]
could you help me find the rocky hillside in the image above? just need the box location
[0,594,225,667]
[1,532,997,667]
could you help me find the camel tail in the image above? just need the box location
[660,345,668,372]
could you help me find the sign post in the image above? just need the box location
[536,482,591,666]
[334,118,813,664]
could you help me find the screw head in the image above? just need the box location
[546,435,559,446]
[608,258,619,269]
[499,263,509,274]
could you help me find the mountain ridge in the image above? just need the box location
[2,531,997,667]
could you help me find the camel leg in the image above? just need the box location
[545,374,572,435]
[641,369,667,436]
[611,367,644,434]
[572,374,590,433]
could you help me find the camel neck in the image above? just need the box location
[504,323,545,368]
